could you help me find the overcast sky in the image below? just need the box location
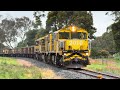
[0,11,115,37]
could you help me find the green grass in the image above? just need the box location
[85,58,120,76]
[86,64,106,72]
[0,57,42,79]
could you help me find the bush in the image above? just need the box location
[113,53,120,60]
[98,50,110,58]
[90,48,100,58]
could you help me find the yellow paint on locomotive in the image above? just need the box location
[65,40,88,51]
[34,45,39,53]
[56,26,90,54]
[49,34,52,52]
[54,26,90,63]
[36,36,46,53]
[34,25,91,67]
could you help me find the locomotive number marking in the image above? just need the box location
[69,41,83,45]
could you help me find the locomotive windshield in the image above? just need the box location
[59,32,70,39]
[71,32,87,39]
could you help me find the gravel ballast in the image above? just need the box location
[15,58,97,79]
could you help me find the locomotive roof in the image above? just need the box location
[54,27,88,33]
[36,36,45,41]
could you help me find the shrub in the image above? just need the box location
[90,48,100,58]
[113,53,120,60]
[98,50,110,58]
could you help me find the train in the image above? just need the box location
[0,25,91,68]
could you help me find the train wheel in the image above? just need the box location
[47,54,51,64]
[51,55,55,65]
[39,54,43,61]
[35,54,38,60]
[45,54,49,63]
[48,54,53,64]
[54,56,57,66]
[42,54,46,62]
[59,57,64,67]
[87,58,90,65]
[54,55,60,66]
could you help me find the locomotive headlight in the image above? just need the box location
[86,53,89,56]
[64,53,67,56]
[72,26,76,32]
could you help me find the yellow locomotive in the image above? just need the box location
[35,25,91,68]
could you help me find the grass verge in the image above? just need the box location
[85,58,120,76]
[0,57,42,79]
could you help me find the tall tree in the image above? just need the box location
[25,29,38,46]
[91,31,116,57]
[15,16,32,44]
[33,11,45,28]
[35,28,47,39]
[106,11,120,52]
[0,18,17,49]
[17,29,38,47]
[0,15,5,44]
[46,11,96,38]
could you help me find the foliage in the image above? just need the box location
[0,28,5,43]
[90,48,100,58]
[25,29,38,46]
[0,18,17,48]
[106,11,120,22]
[98,50,110,58]
[106,11,120,52]
[109,21,120,52]
[17,40,27,48]
[0,57,42,79]
[35,28,47,39]
[113,53,120,60]
[17,28,47,47]
[15,16,33,43]
[0,15,33,48]
[0,43,5,53]
[46,11,96,38]
[90,31,116,58]
[33,11,45,28]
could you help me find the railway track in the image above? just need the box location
[68,69,120,79]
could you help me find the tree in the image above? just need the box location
[109,21,120,52]
[91,48,100,58]
[35,28,47,39]
[91,31,116,58]
[33,11,45,28]
[0,15,34,48]
[106,11,120,52]
[0,18,17,49]
[17,41,27,48]
[46,11,96,38]
[0,15,4,43]
[15,16,33,45]
[0,28,5,44]
[106,11,120,22]
[98,50,110,58]
[25,29,38,46]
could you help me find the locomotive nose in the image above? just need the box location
[65,40,85,50]
[74,57,78,62]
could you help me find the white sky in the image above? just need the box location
[0,11,115,37]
